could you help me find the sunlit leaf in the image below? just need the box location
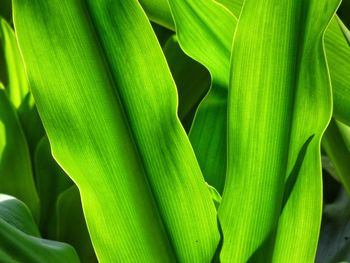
[0,18,29,109]
[219,0,339,262]
[167,0,236,193]
[14,0,219,261]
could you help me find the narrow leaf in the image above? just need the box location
[0,87,39,218]
[325,18,350,126]
[0,18,29,108]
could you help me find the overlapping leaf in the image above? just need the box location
[163,35,210,131]
[13,0,219,261]
[34,137,73,236]
[0,18,29,109]
[0,194,79,263]
[140,0,350,195]
[322,119,350,195]
[219,0,340,262]
[55,186,97,262]
[0,17,44,154]
[167,0,236,193]
[0,87,39,218]
[325,18,350,126]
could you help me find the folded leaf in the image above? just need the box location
[151,23,173,47]
[167,0,236,193]
[0,194,79,263]
[163,35,210,131]
[14,0,219,261]
[219,1,339,262]
[140,0,350,195]
[139,0,174,30]
[0,87,39,218]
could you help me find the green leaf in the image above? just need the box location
[17,93,45,156]
[13,0,219,262]
[217,0,350,130]
[207,184,222,210]
[218,0,339,262]
[167,0,236,193]
[337,121,350,151]
[34,136,73,236]
[138,0,350,194]
[0,194,40,237]
[0,194,80,263]
[55,186,97,262]
[0,17,29,109]
[322,119,350,195]
[325,18,350,126]
[139,0,174,30]
[215,0,242,17]
[0,17,44,155]
[0,87,39,218]
[163,35,210,131]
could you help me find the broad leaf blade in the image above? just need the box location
[219,0,339,262]
[218,0,350,128]
[13,0,219,261]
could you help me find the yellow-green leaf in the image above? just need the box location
[13,0,219,261]
[219,0,339,262]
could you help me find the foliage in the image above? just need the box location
[0,0,350,262]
